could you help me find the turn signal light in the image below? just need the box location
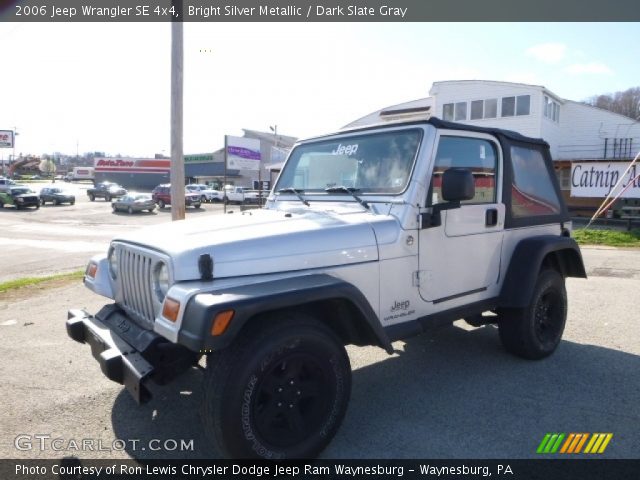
[211,310,234,336]
[162,298,181,322]
[86,262,98,279]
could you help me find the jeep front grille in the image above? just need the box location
[117,247,157,329]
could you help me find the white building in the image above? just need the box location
[346,80,640,210]
[184,129,297,189]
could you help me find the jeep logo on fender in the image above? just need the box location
[391,300,410,312]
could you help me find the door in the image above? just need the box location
[419,132,504,303]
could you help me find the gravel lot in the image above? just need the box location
[0,188,638,459]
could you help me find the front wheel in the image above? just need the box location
[128,206,133,214]
[105,194,111,202]
[88,194,95,201]
[498,269,567,360]
[158,199,165,209]
[201,316,351,459]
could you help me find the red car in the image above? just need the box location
[151,184,202,209]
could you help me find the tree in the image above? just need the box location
[39,158,57,181]
[585,86,640,120]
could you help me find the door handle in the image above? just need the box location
[485,208,498,227]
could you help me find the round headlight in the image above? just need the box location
[154,262,170,301]
[108,247,118,279]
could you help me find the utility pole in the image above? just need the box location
[12,126,18,164]
[170,12,185,221]
[223,135,228,214]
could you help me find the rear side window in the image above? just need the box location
[430,136,498,205]
[510,146,561,217]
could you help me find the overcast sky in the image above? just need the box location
[0,22,638,158]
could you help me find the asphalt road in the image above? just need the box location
[0,182,226,283]
[0,188,638,460]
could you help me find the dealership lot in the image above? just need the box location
[0,182,226,283]
[0,193,638,459]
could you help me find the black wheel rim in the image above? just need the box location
[252,353,333,448]
[534,289,563,346]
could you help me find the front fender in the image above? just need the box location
[83,253,114,299]
[177,273,392,354]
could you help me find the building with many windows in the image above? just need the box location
[347,80,640,212]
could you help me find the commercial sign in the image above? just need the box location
[226,136,261,171]
[0,130,14,148]
[185,153,215,163]
[571,162,640,198]
[95,158,170,173]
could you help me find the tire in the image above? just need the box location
[201,195,207,202]
[201,315,351,459]
[112,204,117,212]
[105,194,111,202]
[40,198,45,206]
[88,194,95,201]
[35,204,40,210]
[194,204,201,209]
[158,199,165,209]
[498,269,567,360]
[128,206,134,214]
[70,201,75,206]
[54,199,59,206]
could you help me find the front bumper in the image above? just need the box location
[67,306,156,404]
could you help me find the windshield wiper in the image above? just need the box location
[277,187,310,206]
[324,186,370,209]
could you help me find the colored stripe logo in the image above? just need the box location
[537,433,613,454]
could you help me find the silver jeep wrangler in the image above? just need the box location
[68,113,586,459]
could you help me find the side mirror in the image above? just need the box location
[441,168,475,202]
[421,168,475,229]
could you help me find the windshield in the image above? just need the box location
[276,129,422,195]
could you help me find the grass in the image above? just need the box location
[573,228,640,247]
[0,269,85,294]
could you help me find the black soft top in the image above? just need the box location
[427,117,548,147]
[320,116,549,148]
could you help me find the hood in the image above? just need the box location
[113,208,384,280]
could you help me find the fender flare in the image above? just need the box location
[499,235,586,309]
[178,274,393,354]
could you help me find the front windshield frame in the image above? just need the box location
[274,127,423,196]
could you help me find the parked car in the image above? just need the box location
[186,184,221,203]
[71,114,587,459]
[40,187,76,206]
[151,184,201,209]
[0,186,40,209]
[87,182,127,202]
[0,178,18,192]
[112,193,156,214]
[223,185,260,204]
